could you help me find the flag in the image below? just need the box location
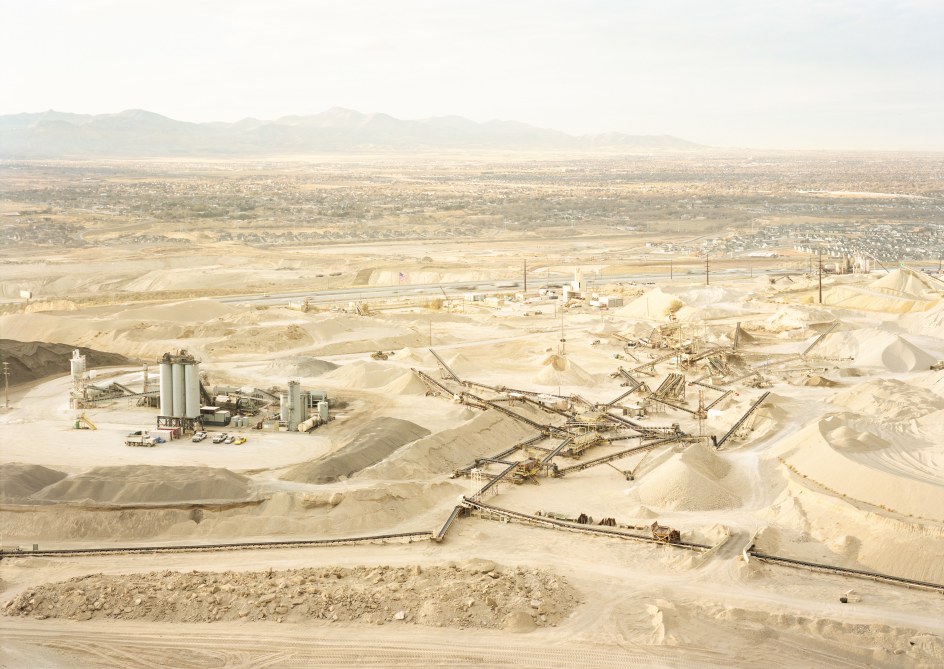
[399,272,407,281]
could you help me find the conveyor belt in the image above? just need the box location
[432,505,466,542]
[802,321,839,356]
[428,348,461,381]
[463,498,710,551]
[714,391,770,448]
[0,532,433,560]
[412,369,456,397]
[653,397,699,415]
[603,411,681,436]
[604,387,637,409]
[555,436,685,475]
[540,437,574,465]
[704,390,733,410]
[747,549,944,594]
[616,368,644,390]
[472,461,520,498]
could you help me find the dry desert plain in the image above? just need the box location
[1,156,944,668]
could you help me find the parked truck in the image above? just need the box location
[125,430,157,447]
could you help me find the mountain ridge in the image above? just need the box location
[0,108,703,157]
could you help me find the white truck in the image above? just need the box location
[125,430,157,447]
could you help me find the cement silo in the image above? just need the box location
[70,349,86,379]
[159,358,174,416]
[172,362,185,417]
[184,362,200,418]
[159,351,201,419]
[280,393,290,425]
[318,401,329,423]
[285,380,303,431]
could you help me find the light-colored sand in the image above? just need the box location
[2,246,944,667]
[774,414,944,522]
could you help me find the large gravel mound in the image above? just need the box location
[0,463,68,503]
[282,418,431,484]
[31,465,253,506]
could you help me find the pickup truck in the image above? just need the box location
[212,433,227,444]
[191,431,208,443]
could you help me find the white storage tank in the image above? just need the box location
[171,363,185,417]
[287,381,302,431]
[70,350,86,378]
[159,361,173,417]
[318,401,329,422]
[297,416,317,432]
[184,362,200,418]
[280,393,290,423]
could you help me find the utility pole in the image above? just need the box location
[429,321,432,346]
[818,249,823,304]
[2,362,9,408]
[669,259,673,281]
[523,260,527,293]
[559,310,566,356]
[705,252,709,286]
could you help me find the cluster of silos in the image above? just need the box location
[158,351,201,419]
[280,381,305,431]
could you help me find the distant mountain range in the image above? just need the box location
[0,108,701,157]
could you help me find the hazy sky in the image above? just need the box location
[2,0,942,150]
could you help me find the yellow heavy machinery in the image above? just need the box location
[370,351,389,360]
[511,458,542,484]
[73,413,96,430]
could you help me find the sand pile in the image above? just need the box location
[4,564,578,630]
[774,414,944,521]
[392,347,434,364]
[823,270,940,313]
[0,339,130,385]
[674,303,744,321]
[632,442,743,511]
[831,379,944,422]
[801,375,840,387]
[362,410,537,480]
[764,477,944,583]
[870,268,943,297]
[615,288,682,319]
[282,418,430,484]
[264,356,338,378]
[532,354,595,386]
[813,329,936,372]
[378,370,431,395]
[760,306,835,332]
[319,361,407,390]
[901,298,944,337]
[31,466,252,506]
[0,463,67,503]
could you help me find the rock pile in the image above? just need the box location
[4,562,579,631]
